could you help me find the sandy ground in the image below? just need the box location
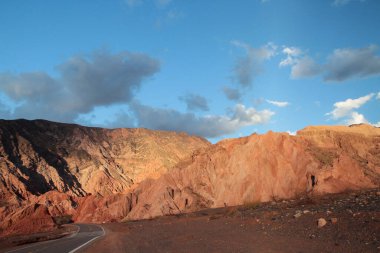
[83,189,380,253]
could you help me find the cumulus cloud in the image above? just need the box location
[223,86,242,101]
[377,92,380,100]
[280,47,322,78]
[130,102,274,138]
[290,57,322,78]
[326,93,374,119]
[0,50,160,122]
[324,45,380,81]
[179,93,209,111]
[231,41,277,87]
[279,47,302,67]
[266,99,290,107]
[326,93,380,127]
[281,45,380,82]
[346,111,369,125]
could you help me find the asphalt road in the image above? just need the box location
[5,224,105,253]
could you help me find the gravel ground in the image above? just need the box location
[83,188,380,253]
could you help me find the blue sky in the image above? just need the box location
[0,0,379,142]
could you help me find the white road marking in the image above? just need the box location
[5,224,103,253]
[68,225,105,253]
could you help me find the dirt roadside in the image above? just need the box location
[82,189,380,253]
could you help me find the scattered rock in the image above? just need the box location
[318,218,327,228]
[303,210,310,214]
[294,213,302,218]
[331,218,338,224]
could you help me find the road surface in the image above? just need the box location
[5,224,104,253]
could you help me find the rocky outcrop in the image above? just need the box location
[124,124,380,220]
[0,119,210,235]
[1,121,379,236]
[0,119,210,201]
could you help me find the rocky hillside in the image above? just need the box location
[123,124,380,220]
[0,119,210,203]
[1,121,379,236]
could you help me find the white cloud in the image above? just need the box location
[280,47,322,78]
[327,93,379,127]
[346,111,369,125]
[326,93,374,119]
[377,92,380,100]
[231,41,277,86]
[286,130,297,136]
[279,47,302,67]
[266,99,290,107]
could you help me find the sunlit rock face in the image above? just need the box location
[125,124,379,220]
[1,120,379,236]
[0,119,210,235]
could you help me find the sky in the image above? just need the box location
[0,0,379,142]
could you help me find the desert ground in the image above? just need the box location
[1,189,378,253]
[80,188,378,253]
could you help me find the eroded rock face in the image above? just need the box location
[0,121,379,236]
[0,119,210,199]
[1,203,56,236]
[0,119,210,235]
[125,124,380,220]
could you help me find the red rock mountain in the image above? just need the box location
[0,120,379,235]
[124,124,379,220]
[0,119,210,235]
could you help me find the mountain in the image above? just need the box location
[0,119,210,235]
[0,120,379,236]
[123,124,380,220]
